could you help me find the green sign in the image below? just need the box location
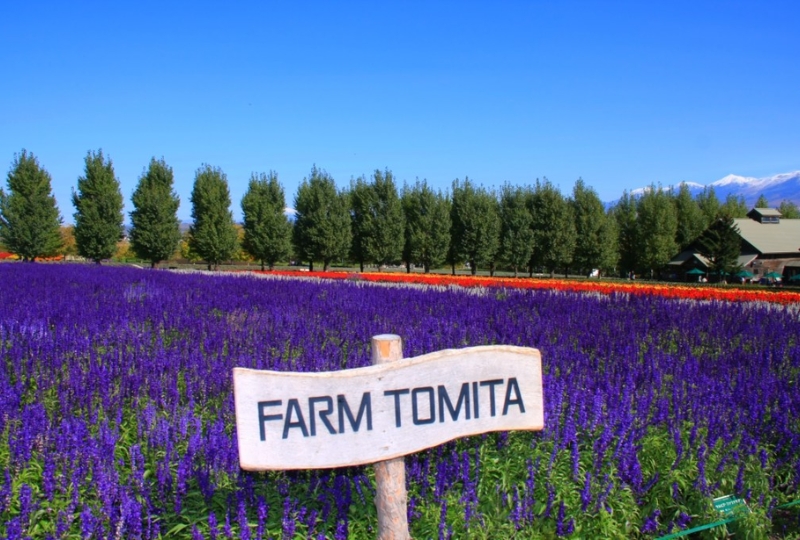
[713,495,748,516]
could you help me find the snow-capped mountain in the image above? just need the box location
[626,171,800,207]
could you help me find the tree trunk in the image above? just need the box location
[451,262,456,276]
[513,266,518,278]
[470,261,477,276]
[424,263,430,274]
[323,260,329,271]
[309,261,314,272]
[360,261,364,272]
[405,261,411,273]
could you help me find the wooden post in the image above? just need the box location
[371,334,411,540]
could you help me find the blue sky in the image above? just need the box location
[2,1,798,223]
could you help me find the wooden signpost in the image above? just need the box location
[233,335,544,538]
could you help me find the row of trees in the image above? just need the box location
[2,149,798,276]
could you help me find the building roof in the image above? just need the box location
[734,217,800,255]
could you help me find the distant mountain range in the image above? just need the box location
[627,171,800,208]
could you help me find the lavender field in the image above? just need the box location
[0,264,798,539]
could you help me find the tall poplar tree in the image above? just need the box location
[672,183,705,251]
[241,171,292,270]
[365,169,404,269]
[72,150,124,264]
[292,166,351,271]
[635,185,677,278]
[570,178,611,275]
[612,191,638,277]
[0,150,62,261]
[349,176,375,272]
[189,164,238,270]
[402,180,450,273]
[696,186,721,227]
[129,157,181,268]
[498,184,533,277]
[450,178,499,276]
[528,179,575,277]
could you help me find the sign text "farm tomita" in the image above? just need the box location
[233,345,544,470]
[258,377,526,440]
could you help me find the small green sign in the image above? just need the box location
[713,495,748,516]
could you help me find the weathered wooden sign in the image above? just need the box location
[233,344,543,470]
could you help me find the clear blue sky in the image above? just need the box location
[2,1,798,223]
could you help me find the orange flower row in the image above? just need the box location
[252,270,800,305]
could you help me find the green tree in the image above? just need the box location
[635,185,677,278]
[754,194,769,208]
[365,169,404,269]
[402,180,451,273]
[450,178,500,276]
[72,150,124,263]
[241,171,292,270]
[697,214,742,278]
[597,210,619,275]
[498,184,533,277]
[777,200,800,219]
[528,179,575,277]
[129,157,181,268]
[696,186,721,227]
[570,178,612,275]
[672,183,706,250]
[0,150,62,261]
[292,166,351,271]
[721,193,748,218]
[349,176,374,272]
[613,191,639,277]
[188,164,238,270]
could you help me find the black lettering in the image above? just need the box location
[412,387,435,425]
[480,379,504,417]
[384,389,410,427]
[438,383,471,422]
[472,381,479,419]
[502,377,526,415]
[309,396,336,436]
[337,393,373,433]
[258,400,283,441]
[282,398,309,439]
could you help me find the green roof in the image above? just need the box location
[734,217,800,255]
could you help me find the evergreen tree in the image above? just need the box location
[72,150,124,264]
[720,194,748,218]
[402,180,451,273]
[498,184,533,277]
[696,186,721,227]
[450,178,499,276]
[672,183,706,250]
[292,166,351,271]
[570,178,611,275]
[755,194,769,208]
[129,157,181,268]
[349,176,374,272]
[365,169,404,269]
[0,150,62,261]
[241,171,292,270]
[697,215,742,277]
[635,185,677,278]
[613,191,638,277]
[777,200,800,219]
[188,164,238,270]
[528,179,576,277]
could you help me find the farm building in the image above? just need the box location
[668,208,800,281]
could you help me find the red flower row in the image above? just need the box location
[251,270,800,305]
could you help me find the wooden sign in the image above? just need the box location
[233,344,543,470]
